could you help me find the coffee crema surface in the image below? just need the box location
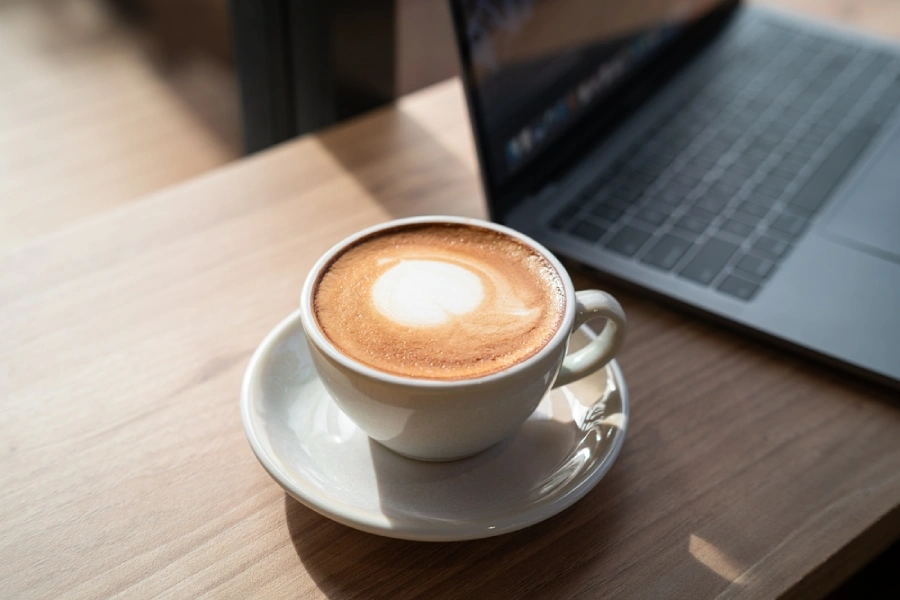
[313,223,566,380]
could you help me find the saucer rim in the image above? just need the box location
[241,309,629,542]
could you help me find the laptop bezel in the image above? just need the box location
[447,0,743,222]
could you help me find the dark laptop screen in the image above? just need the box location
[454,0,729,188]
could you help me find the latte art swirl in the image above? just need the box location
[313,223,566,380]
[372,259,485,327]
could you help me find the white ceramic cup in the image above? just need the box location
[299,216,627,461]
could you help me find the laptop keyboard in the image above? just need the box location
[551,16,900,301]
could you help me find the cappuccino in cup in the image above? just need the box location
[300,216,626,460]
[313,222,566,380]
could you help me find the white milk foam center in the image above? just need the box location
[372,259,484,327]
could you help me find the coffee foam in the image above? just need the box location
[372,259,485,327]
[313,223,566,380]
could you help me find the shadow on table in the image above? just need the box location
[284,466,627,599]
[316,108,484,220]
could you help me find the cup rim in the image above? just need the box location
[299,215,577,389]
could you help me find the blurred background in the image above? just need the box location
[0,0,456,253]
[0,0,239,250]
[2,0,898,254]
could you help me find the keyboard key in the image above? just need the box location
[721,124,745,140]
[624,167,659,187]
[872,84,900,116]
[790,124,878,212]
[770,163,798,181]
[694,195,729,214]
[705,137,733,155]
[732,112,756,128]
[784,203,816,219]
[720,219,755,239]
[599,193,633,210]
[589,204,625,223]
[726,161,758,179]
[713,179,742,195]
[753,235,791,258]
[656,188,687,205]
[736,254,776,280]
[576,188,603,207]
[679,238,741,285]
[781,105,805,122]
[685,121,706,136]
[667,179,696,197]
[768,119,792,137]
[675,214,712,235]
[572,221,608,243]
[648,149,678,168]
[745,192,779,209]
[737,200,770,219]
[706,181,737,202]
[635,206,669,226]
[745,98,768,114]
[750,136,778,153]
[760,172,792,193]
[717,274,761,301]
[551,204,581,230]
[813,112,843,132]
[691,154,718,170]
[592,171,615,187]
[761,130,786,145]
[745,146,770,162]
[732,209,765,228]
[781,155,806,173]
[605,226,653,257]
[769,213,807,238]
[793,139,820,158]
[673,172,702,188]
[609,182,644,203]
[642,234,693,271]
[605,159,627,175]
[687,206,717,221]
[754,181,782,200]
[868,99,898,124]
[801,125,831,145]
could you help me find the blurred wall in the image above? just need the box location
[396,0,459,94]
[115,0,459,94]
[113,0,231,61]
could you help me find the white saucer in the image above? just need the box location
[241,310,629,542]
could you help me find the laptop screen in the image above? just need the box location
[453,0,731,190]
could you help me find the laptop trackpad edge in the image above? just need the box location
[825,131,900,264]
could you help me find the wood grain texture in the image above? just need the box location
[2,2,900,598]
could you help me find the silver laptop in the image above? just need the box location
[449,0,900,389]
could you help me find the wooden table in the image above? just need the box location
[3,3,900,598]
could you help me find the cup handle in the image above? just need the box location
[553,290,627,389]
